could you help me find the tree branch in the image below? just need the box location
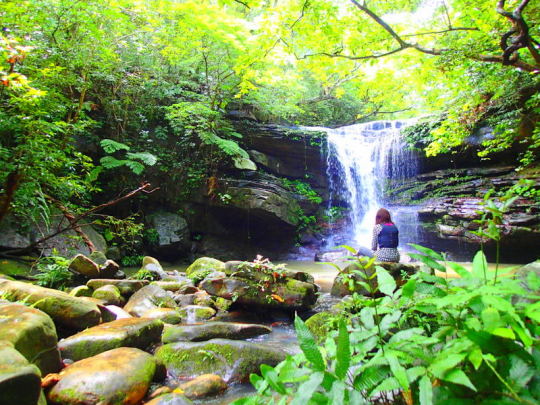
[2,182,158,256]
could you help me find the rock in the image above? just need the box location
[233,156,257,170]
[213,297,232,312]
[0,303,62,374]
[331,262,423,297]
[305,311,335,342]
[89,251,108,266]
[92,285,125,306]
[155,339,286,383]
[142,308,183,324]
[186,257,225,284]
[162,322,272,343]
[69,285,93,297]
[177,374,227,399]
[0,279,101,331]
[57,318,163,361]
[193,291,213,307]
[87,279,149,296]
[179,305,216,322]
[151,280,192,292]
[124,284,177,317]
[145,393,193,405]
[200,276,317,310]
[140,256,167,279]
[212,310,261,323]
[173,293,196,306]
[0,341,43,405]
[100,259,121,278]
[179,285,200,294]
[146,211,190,258]
[0,258,32,278]
[47,347,157,405]
[69,254,100,278]
[104,305,133,320]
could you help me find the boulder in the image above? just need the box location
[89,251,108,266]
[87,279,149,296]
[142,308,183,324]
[140,256,167,279]
[69,285,93,297]
[47,347,157,405]
[193,291,213,307]
[0,258,32,278]
[100,259,121,278]
[0,303,62,374]
[146,211,190,258]
[69,254,100,278]
[151,280,192,292]
[124,284,177,317]
[173,293,196,307]
[58,318,163,361]
[155,339,286,383]
[0,279,101,331]
[145,393,193,405]
[178,305,216,322]
[0,341,43,405]
[177,374,227,399]
[185,257,225,284]
[92,285,125,306]
[200,276,317,310]
[104,305,133,320]
[162,322,272,343]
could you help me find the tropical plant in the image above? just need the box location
[33,254,73,289]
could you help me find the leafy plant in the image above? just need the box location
[131,267,159,281]
[99,139,158,175]
[282,179,323,204]
[33,255,72,290]
[233,244,540,405]
[120,255,144,267]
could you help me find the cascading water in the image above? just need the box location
[323,120,419,249]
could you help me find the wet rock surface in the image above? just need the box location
[47,347,157,405]
[58,318,164,361]
[162,322,272,343]
[124,284,177,317]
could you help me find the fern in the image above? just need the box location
[126,152,158,166]
[100,156,127,169]
[100,139,130,153]
[203,133,249,158]
[125,160,145,175]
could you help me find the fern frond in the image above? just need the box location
[125,160,145,175]
[126,152,158,166]
[100,139,130,153]
[100,156,127,169]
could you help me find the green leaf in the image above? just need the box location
[419,375,433,405]
[472,250,488,280]
[260,364,286,395]
[385,352,409,391]
[294,315,325,371]
[329,380,345,405]
[335,319,350,380]
[125,160,145,174]
[360,307,375,329]
[491,327,516,339]
[337,244,358,256]
[481,307,501,331]
[408,253,446,272]
[508,355,534,388]
[401,278,416,298]
[409,244,444,261]
[376,266,396,296]
[468,348,483,370]
[354,366,389,391]
[429,354,465,378]
[290,372,324,405]
[100,138,130,153]
[447,262,471,278]
[100,156,126,169]
[126,151,158,166]
[440,369,476,391]
[525,301,540,323]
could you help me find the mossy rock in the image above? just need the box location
[162,322,271,343]
[142,308,183,324]
[57,318,164,361]
[155,339,286,383]
[69,285,93,297]
[185,258,225,282]
[87,279,149,296]
[145,393,193,405]
[0,341,43,405]
[47,347,157,405]
[305,311,336,343]
[124,284,177,317]
[0,259,32,278]
[179,305,216,322]
[89,251,108,266]
[0,303,62,374]
[0,279,101,331]
[92,285,125,306]
[151,280,192,292]
[213,297,232,312]
[176,374,227,399]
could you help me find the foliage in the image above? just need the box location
[234,240,539,404]
[96,215,144,256]
[33,254,72,289]
[99,139,157,175]
[120,255,144,267]
[282,179,322,204]
[130,267,159,281]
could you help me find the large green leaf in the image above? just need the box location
[376,266,396,296]
[385,352,409,391]
[290,372,324,405]
[100,138,130,153]
[354,365,389,391]
[328,380,345,405]
[472,250,488,281]
[294,315,325,371]
[126,151,158,166]
[428,354,465,378]
[408,253,446,272]
[440,369,476,391]
[419,375,433,405]
[335,319,350,380]
[409,244,444,261]
[260,364,286,395]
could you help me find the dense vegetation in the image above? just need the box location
[1,0,539,237]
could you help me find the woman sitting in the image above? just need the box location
[371,208,399,262]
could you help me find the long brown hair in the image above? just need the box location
[375,208,393,225]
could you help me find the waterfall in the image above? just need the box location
[324,120,418,249]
